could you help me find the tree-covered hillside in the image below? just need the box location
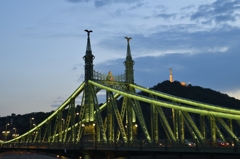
[150,80,240,109]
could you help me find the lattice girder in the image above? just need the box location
[3,79,240,149]
[109,92,128,143]
[89,84,106,143]
[156,106,176,143]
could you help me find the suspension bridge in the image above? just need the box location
[1,30,240,159]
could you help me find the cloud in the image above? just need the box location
[77,74,84,83]
[225,89,240,100]
[66,0,89,3]
[128,2,145,10]
[95,43,240,93]
[181,5,195,10]
[92,22,240,94]
[72,63,84,71]
[66,0,140,7]
[138,24,238,54]
[90,24,240,67]
[191,0,240,24]
[95,0,108,7]
[155,13,176,19]
[51,97,65,107]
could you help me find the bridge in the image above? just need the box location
[1,30,240,159]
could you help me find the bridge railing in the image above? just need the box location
[1,138,238,150]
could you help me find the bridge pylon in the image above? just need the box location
[82,29,96,143]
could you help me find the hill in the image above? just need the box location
[149,80,240,109]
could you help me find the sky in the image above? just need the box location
[1,0,240,117]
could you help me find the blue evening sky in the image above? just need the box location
[1,0,240,116]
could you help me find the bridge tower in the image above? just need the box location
[123,37,138,142]
[83,29,94,81]
[124,37,135,84]
[82,29,96,142]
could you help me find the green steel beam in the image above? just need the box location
[127,99,133,143]
[58,112,63,142]
[76,92,86,142]
[131,84,240,115]
[42,121,49,142]
[84,84,90,122]
[70,99,76,142]
[209,115,216,142]
[104,117,107,134]
[149,95,159,144]
[116,97,127,142]
[184,118,198,140]
[156,107,176,142]
[89,84,106,143]
[3,82,85,144]
[179,111,185,143]
[52,114,59,142]
[159,118,171,141]
[37,127,41,143]
[47,120,52,142]
[216,117,239,142]
[151,103,158,144]
[64,104,73,142]
[228,119,233,131]
[107,91,114,143]
[109,92,127,143]
[183,113,202,146]
[99,93,121,112]
[200,115,206,139]
[182,111,204,145]
[173,109,179,140]
[90,81,240,120]
[215,124,225,141]
[130,98,151,143]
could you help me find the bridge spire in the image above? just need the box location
[82,30,96,142]
[124,37,135,83]
[83,29,95,82]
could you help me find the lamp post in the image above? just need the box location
[2,123,10,140]
[12,128,19,138]
[13,127,16,134]
[62,118,65,130]
[6,123,9,131]
[30,117,34,130]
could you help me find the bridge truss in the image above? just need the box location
[1,31,240,155]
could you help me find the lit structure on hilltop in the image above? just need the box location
[169,68,173,82]
[169,68,188,87]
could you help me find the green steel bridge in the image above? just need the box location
[1,30,240,159]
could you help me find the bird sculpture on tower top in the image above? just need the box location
[125,36,132,42]
[85,29,93,36]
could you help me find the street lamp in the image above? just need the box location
[2,123,10,140]
[12,128,19,138]
[30,117,34,130]
[13,128,16,134]
[2,131,10,141]
[6,123,9,130]
[62,118,65,130]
